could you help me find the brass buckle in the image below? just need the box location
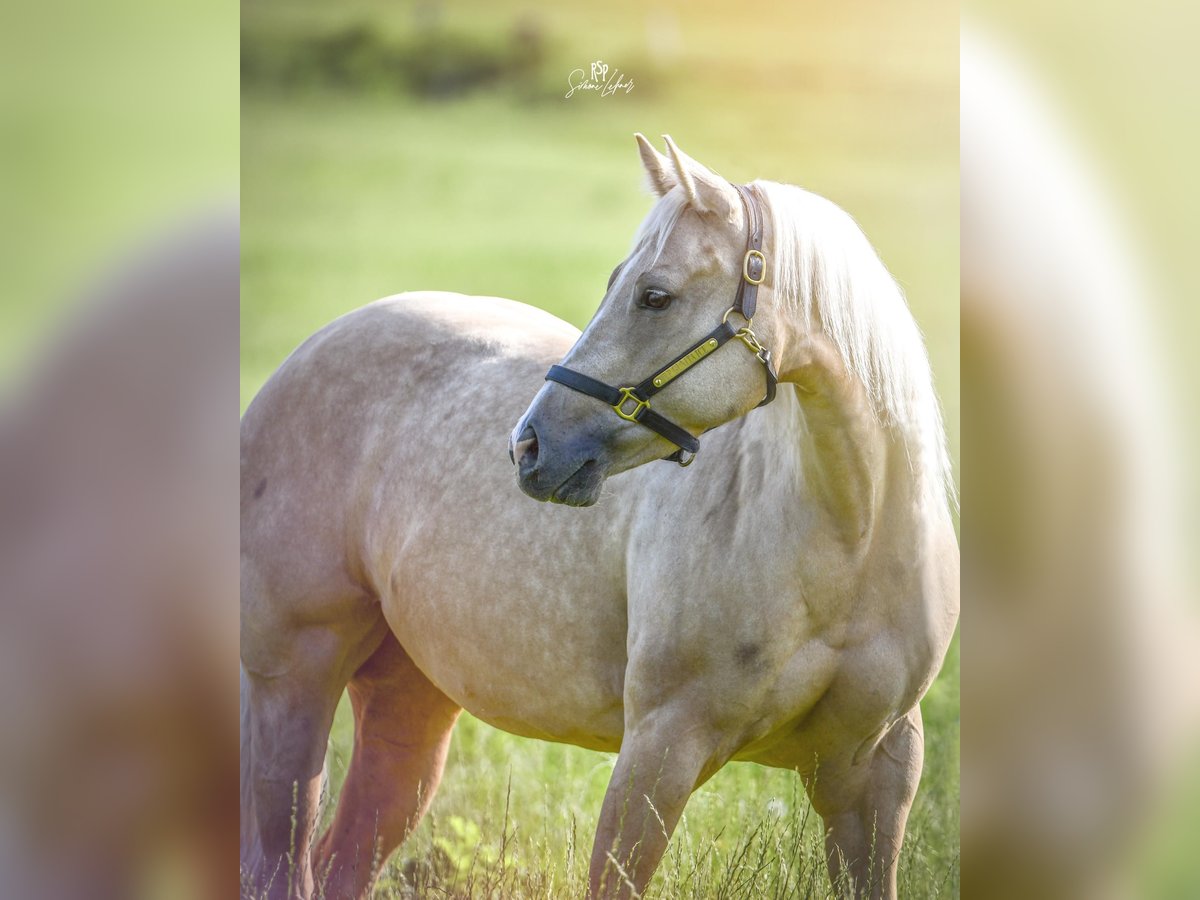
[612,387,649,422]
[742,249,766,285]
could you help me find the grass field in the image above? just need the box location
[242,1,959,895]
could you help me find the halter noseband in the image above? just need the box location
[545,184,778,467]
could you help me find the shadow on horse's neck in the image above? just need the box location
[774,339,919,552]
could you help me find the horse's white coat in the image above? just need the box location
[240,138,958,900]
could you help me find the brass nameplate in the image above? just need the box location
[652,338,719,388]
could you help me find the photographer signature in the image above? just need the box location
[565,60,635,99]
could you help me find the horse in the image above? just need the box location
[239,135,959,900]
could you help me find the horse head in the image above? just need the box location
[511,135,780,506]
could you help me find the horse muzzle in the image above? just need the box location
[509,416,608,507]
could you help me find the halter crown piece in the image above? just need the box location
[545,184,779,466]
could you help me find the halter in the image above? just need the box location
[545,184,779,466]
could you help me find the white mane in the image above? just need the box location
[751,180,953,505]
[632,182,954,506]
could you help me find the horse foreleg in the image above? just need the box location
[822,706,925,900]
[589,707,724,899]
[314,634,461,899]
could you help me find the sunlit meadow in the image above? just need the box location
[241,1,958,895]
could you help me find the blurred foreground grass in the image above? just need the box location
[242,1,958,895]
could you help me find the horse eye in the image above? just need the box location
[640,289,672,310]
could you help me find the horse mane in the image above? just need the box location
[752,180,954,506]
[632,181,955,507]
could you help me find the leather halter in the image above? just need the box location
[545,184,779,466]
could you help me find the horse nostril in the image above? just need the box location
[513,423,539,472]
[511,424,540,472]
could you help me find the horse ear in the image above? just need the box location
[635,132,675,196]
[662,135,739,221]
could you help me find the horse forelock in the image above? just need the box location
[630,187,690,267]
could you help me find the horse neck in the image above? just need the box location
[772,334,927,551]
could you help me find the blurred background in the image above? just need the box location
[962,3,1200,898]
[0,0,238,384]
[240,0,960,895]
[1,0,238,898]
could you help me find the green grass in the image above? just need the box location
[242,1,958,895]
[315,640,959,898]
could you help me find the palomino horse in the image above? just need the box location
[240,136,958,899]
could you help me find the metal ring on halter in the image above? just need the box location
[722,305,751,328]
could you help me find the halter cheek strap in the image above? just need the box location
[545,184,778,467]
